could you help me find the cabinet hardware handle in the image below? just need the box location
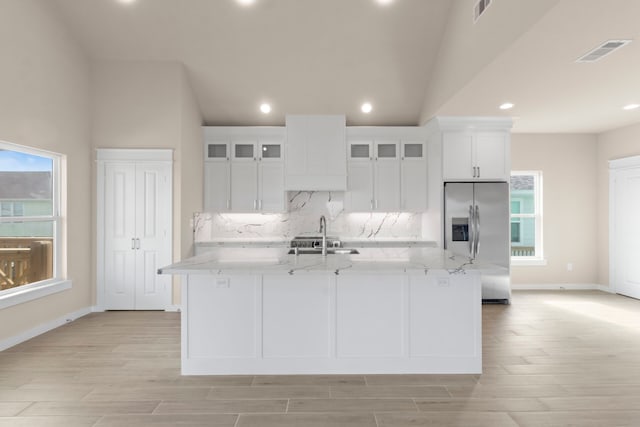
[370,200,374,210]
[131,238,135,250]
[477,166,480,178]
[136,238,141,250]
[226,199,230,210]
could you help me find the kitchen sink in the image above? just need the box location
[288,248,359,255]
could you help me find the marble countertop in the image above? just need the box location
[160,246,500,276]
[194,239,438,249]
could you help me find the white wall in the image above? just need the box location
[91,60,203,305]
[0,0,91,341]
[511,133,598,285]
[596,122,640,287]
[419,0,559,123]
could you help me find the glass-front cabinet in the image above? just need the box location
[346,139,426,212]
[204,134,284,213]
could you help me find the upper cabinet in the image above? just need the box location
[285,115,347,191]
[400,141,428,211]
[346,140,401,211]
[204,128,285,213]
[345,128,428,212]
[435,117,512,182]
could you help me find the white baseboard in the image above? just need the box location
[0,306,92,352]
[597,285,616,293]
[512,283,604,291]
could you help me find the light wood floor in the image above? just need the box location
[1,290,640,426]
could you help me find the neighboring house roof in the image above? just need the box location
[511,175,534,191]
[0,172,52,199]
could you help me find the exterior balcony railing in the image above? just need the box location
[511,246,535,257]
[0,238,53,291]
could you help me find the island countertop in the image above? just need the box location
[159,246,499,275]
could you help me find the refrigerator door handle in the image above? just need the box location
[475,205,481,256]
[468,205,475,257]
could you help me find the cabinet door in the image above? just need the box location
[230,142,258,211]
[475,132,509,180]
[104,163,137,310]
[374,141,400,211]
[346,141,374,212]
[346,161,374,211]
[134,163,172,310]
[204,162,230,211]
[230,160,258,211]
[259,161,284,212]
[442,133,474,180]
[258,141,284,212]
[401,141,427,211]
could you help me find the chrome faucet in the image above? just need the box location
[319,215,327,256]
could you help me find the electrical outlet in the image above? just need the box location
[437,277,450,287]
[216,278,230,288]
[567,263,573,272]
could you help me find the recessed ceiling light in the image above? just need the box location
[623,104,639,110]
[117,0,136,4]
[237,0,256,6]
[376,0,394,5]
[499,102,514,110]
[260,103,271,114]
[361,103,373,113]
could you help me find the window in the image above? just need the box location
[0,141,68,307]
[510,171,545,265]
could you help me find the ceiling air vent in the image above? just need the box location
[576,39,632,63]
[473,0,492,22]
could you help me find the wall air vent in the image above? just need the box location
[576,39,632,63]
[473,0,491,22]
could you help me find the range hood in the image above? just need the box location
[285,115,347,191]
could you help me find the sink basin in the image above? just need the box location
[288,248,359,255]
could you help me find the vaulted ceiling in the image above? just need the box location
[50,0,640,133]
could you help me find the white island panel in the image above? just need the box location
[180,269,481,375]
[337,275,406,358]
[262,274,332,358]
[409,273,480,358]
[186,275,258,359]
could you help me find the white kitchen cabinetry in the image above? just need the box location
[180,270,481,374]
[285,115,347,191]
[204,128,285,213]
[401,141,428,211]
[346,140,400,211]
[442,131,509,181]
[346,139,427,212]
[97,149,172,311]
[204,141,230,211]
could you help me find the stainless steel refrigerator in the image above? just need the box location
[444,182,511,304]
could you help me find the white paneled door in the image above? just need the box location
[99,150,172,310]
[610,157,640,300]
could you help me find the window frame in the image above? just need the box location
[510,171,546,266]
[0,141,70,309]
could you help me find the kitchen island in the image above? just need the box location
[160,247,485,375]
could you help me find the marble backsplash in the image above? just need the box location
[194,191,425,242]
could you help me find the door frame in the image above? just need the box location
[96,148,173,311]
[609,155,640,298]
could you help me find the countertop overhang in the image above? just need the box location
[159,246,502,275]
